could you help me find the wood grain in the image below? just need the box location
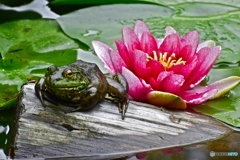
[13,83,231,159]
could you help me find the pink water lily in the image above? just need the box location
[92,20,240,109]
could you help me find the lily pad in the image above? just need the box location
[57,3,240,63]
[193,67,240,127]
[0,19,80,108]
[57,3,240,127]
[50,0,143,5]
[57,4,173,47]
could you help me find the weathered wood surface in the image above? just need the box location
[14,83,231,159]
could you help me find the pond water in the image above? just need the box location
[0,0,240,159]
[127,131,240,160]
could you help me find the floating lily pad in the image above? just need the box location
[0,19,80,108]
[57,3,240,63]
[193,67,240,127]
[57,3,240,127]
[57,4,173,47]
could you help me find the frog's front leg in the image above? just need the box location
[113,73,129,116]
[35,77,46,107]
[35,77,58,107]
[113,73,129,92]
[106,74,129,120]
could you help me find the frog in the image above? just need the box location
[35,60,129,120]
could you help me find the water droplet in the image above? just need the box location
[83,30,100,37]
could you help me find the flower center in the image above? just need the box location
[146,51,186,70]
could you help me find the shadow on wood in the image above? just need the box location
[13,83,231,159]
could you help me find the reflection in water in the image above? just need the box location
[0,125,11,159]
[0,0,59,19]
[128,131,240,160]
[0,149,7,160]
[0,125,10,159]
[0,106,16,159]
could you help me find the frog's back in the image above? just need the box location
[70,60,100,75]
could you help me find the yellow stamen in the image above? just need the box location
[146,51,186,70]
[153,51,158,61]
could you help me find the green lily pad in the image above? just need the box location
[193,67,240,127]
[50,0,143,5]
[57,3,240,63]
[0,19,80,109]
[57,3,240,127]
[57,4,173,47]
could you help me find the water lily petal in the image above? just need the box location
[178,57,198,79]
[122,67,152,101]
[149,78,160,90]
[179,45,194,62]
[183,76,240,104]
[92,41,116,74]
[134,20,151,40]
[122,26,141,53]
[159,33,181,55]
[162,74,185,94]
[195,46,221,83]
[132,50,151,79]
[141,32,158,56]
[115,40,132,69]
[209,76,240,99]
[181,30,199,55]
[165,26,177,37]
[169,63,185,73]
[156,38,163,48]
[146,91,186,109]
[146,60,164,79]
[197,40,215,52]
[156,71,172,84]
[109,48,126,73]
[154,71,172,90]
[181,85,218,104]
[183,46,221,89]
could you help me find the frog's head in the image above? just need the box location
[44,64,90,93]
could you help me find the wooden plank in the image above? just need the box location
[13,83,231,159]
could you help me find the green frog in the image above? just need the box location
[35,60,129,119]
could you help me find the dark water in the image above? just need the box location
[0,0,240,159]
[0,107,16,159]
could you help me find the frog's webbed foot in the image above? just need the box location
[118,100,129,120]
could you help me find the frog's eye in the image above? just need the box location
[65,69,73,78]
